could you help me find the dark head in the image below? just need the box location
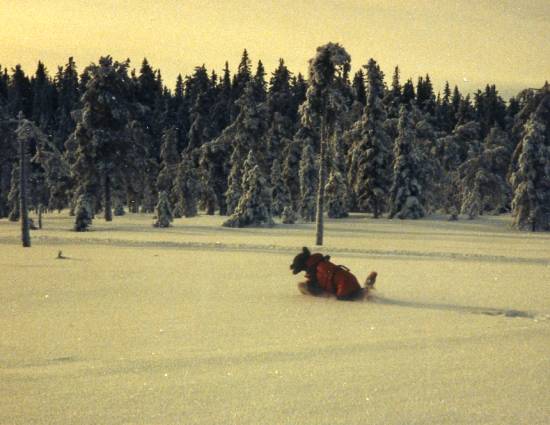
[290,247,311,275]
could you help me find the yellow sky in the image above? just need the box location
[1,0,548,98]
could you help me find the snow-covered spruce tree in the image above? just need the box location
[222,151,274,228]
[266,59,298,167]
[139,160,158,214]
[173,154,200,218]
[124,120,150,213]
[325,134,349,218]
[389,106,425,219]
[153,191,173,228]
[156,126,180,213]
[70,57,131,231]
[348,58,392,217]
[73,192,94,232]
[458,126,512,218]
[234,81,270,169]
[225,145,244,216]
[265,112,294,170]
[270,158,292,217]
[416,120,446,215]
[186,91,215,153]
[383,66,402,119]
[53,57,80,151]
[198,146,224,215]
[436,121,482,218]
[300,43,351,245]
[283,127,314,211]
[325,168,348,218]
[509,91,550,231]
[349,69,366,123]
[31,124,71,212]
[299,143,317,222]
[231,49,253,120]
[223,81,269,215]
[481,126,513,212]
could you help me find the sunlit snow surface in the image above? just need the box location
[1,212,549,424]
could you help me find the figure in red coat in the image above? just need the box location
[290,247,377,300]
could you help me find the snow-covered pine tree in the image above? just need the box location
[31,124,71,212]
[174,153,200,218]
[139,160,158,214]
[283,127,313,211]
[54,57,80,150]
[252,60,267,103]
[416,74,436,115]
[401,79,415,105]
[222,151,274,228]
[325,133,349,218]
[73,192,93,232]
[435,81,455,133]
[186,91,215,153]
[299,143,317,222]
[348,58,391,218]
[325,168,348,218]
[70,56,131,231]
[153,190,173,228]
[31,62,57,134]
[231,49,252,120]
[156,126,180,212]
[225,145,244,216]
[348,69,366,123]
[436,121,482,218]
[481,126,513,212]
[209,62,232,138]
[509,90,550,231]
[300,43,351,245]
[264,60,296,169]
[7,65,32,118]
[458,126,512,218]
[223,81,270,215]
[270,158,291,217]
[389,106,425,219]
[383,66,402,118]
[124,120,150,213]
[198,145,227,215]
[413,116,445,215]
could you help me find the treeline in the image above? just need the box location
[1,44,549,232]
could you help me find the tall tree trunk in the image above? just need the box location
[315,120,327,246]
[19,135,31,247]
[38,204,43,229]
[104,175,112,221]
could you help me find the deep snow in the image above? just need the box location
[1,212,549,424]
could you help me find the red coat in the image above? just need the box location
[305,254,361,298]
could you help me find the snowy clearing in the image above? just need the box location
[1,212,550,425]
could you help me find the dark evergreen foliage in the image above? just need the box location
[1,51,547,233]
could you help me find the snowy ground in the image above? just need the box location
[1,212,550,425]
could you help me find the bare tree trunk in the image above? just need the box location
[315,120,327,246]
[104,175,112,221]
[19,135,31,247]
[38,204,43,229]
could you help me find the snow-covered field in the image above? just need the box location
[1,212,550,425]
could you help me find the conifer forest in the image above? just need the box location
[1,44,550,235]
